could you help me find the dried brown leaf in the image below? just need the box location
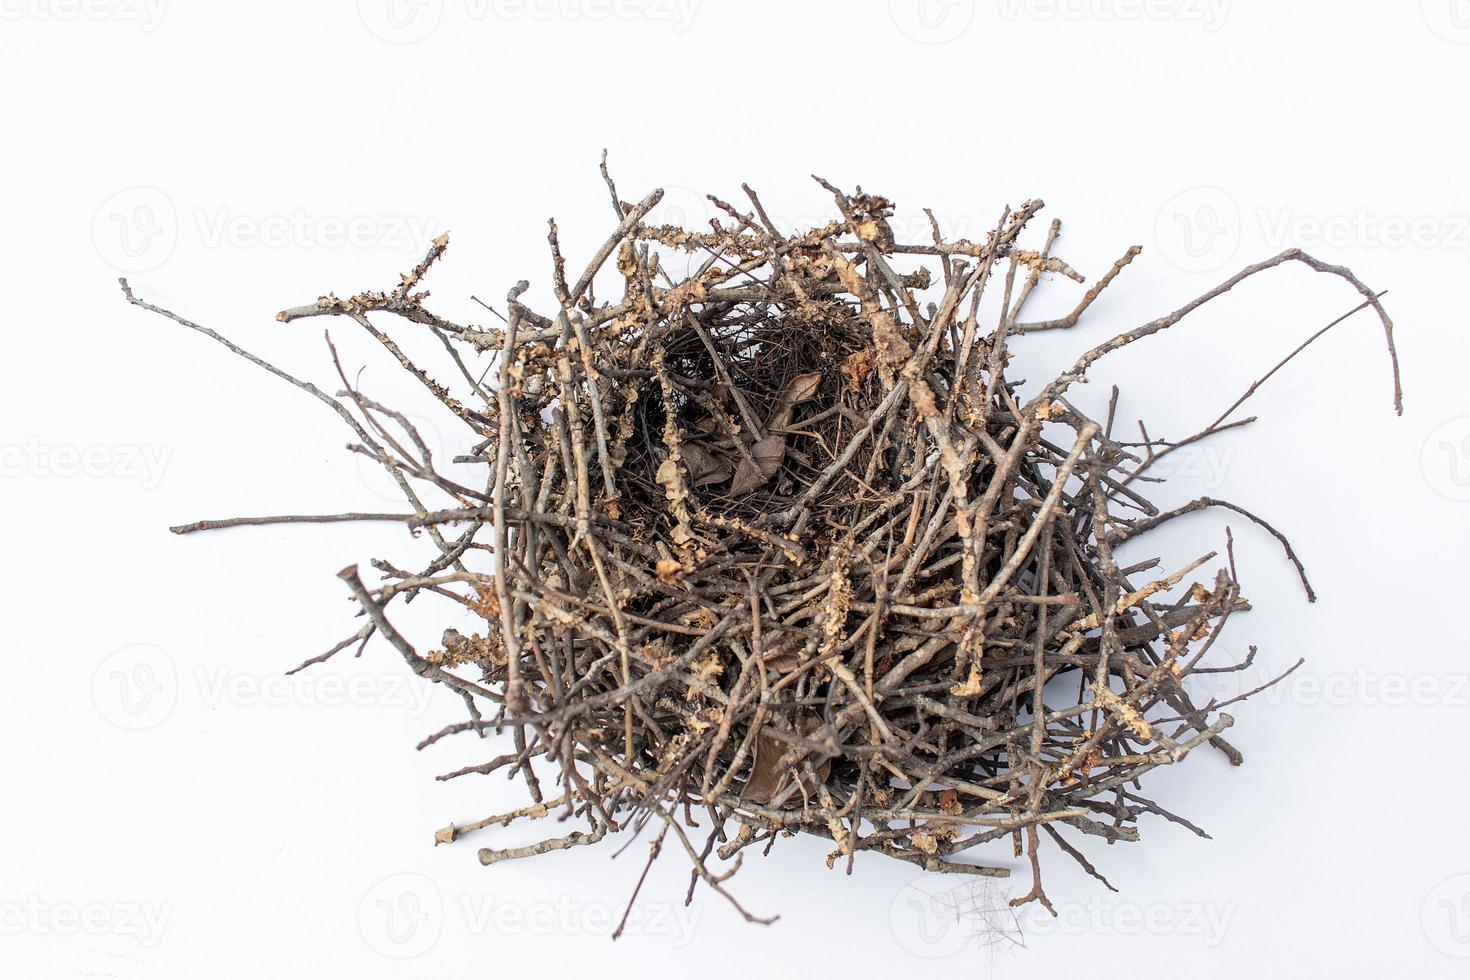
[729,433,787,495]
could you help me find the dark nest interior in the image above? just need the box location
[123,164,1401,928]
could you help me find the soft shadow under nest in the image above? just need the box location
[124,167,1401,927]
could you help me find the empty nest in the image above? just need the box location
[124,164,1401,926]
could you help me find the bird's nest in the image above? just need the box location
[125,165,1400,927]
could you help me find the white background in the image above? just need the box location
[4,0,1469,976]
